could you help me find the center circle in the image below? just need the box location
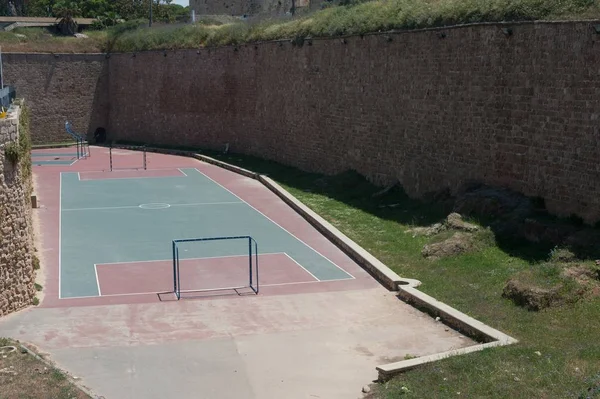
[139,203,171,209]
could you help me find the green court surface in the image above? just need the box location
[60,168,353,298]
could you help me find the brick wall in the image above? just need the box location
[3,21,600,223]
[0,105,36,316]
[2,53,108,145]
[107,21,600,223]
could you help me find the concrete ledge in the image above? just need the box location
[259,175,407,291]
[104,145,519,379]
[375,284,519,379]
[376,340,510,380]
[193,154,257,179]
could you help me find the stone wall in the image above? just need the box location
[2,53,108,145]
[0,105,36,317]
[2,21,600,223]
[107,21,600,223]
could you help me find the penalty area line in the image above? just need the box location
[61,277,356,299]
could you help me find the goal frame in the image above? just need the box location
[172,235,259,300]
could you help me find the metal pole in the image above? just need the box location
[172,241,177,296]
[255,241,259,294]
[109,146,113,171]
[0,46,4,90]
[149,0,153,27]
[248,237,252,288]
[176,246,181,300]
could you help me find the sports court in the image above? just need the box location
[60,166,354,300]
[0,145,475,399]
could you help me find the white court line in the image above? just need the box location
[191,168,356,280]
[94,264,102,296]
[282,253,320,282]
[78,168,188,181]
[33,159,78,167]
[177,168,188,176]
[96,252,285,266]
[58,173,63,299]
[76,252,323,299]
[62,201,243,212]
[61,277,355,300]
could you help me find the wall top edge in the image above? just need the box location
[3,18,599,57]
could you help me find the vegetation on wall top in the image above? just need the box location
[0,0,599,52]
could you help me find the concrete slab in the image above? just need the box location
[0,288,472,398]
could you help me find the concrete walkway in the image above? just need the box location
[0,287,473,399]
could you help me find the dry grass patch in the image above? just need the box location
[0,338,91,399]
[503,262,600,311]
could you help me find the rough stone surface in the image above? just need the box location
[421,232,476,260]
[446,213,479,232]
[406,223,446,237]
[0,106,36,317]
[502,279,563,311]
[3,21,600,224]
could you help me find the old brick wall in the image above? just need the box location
[107,21,600,223]
[0,105,36,316]
[2,53,109,145]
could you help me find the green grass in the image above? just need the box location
[171,148,600,399]
[104,0,600,51]
[2,0,600,53]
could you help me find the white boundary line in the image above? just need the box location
[96,252,285,266]
[177,168,188,176]
[33,159,78,167]
[190,168,356,280]
[62,201,243,212]
[92,252,284,298]
[94,264,101,296]
[282,253,320,282]
[58,173,63,299]
[78,168,188,181]
[80,252,338,299]
[61,277,354,300]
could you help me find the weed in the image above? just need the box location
[32,297,39,306]
[34,283,43,291]
[32,255,40,270]
[51,369,67,382]
[4,141,20,164]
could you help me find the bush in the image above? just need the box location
[4,141,19,164]
[32,255,40,270]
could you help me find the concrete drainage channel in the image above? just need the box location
[110,143,519,380]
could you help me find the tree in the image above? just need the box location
[54,0,80,35]
[20,0,185,23]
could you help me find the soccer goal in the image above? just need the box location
[109,144,147,171]
[172,235,259,300]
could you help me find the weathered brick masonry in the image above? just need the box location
[107,21,600,223]
[4,21,600,222]
[2,53,108,144]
